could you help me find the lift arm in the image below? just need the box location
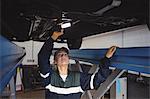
[0,35,26,93]
[69,47,150,74]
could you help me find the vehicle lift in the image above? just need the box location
[0,35,26,99]
[0,35,149,99]
[69,47,150,99]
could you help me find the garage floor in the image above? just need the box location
[0,89,110,99]
[16,89,45,99]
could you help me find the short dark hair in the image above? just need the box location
[54,47,69,60]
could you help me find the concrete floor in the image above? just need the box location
[1,87,110,99]
[0,89,110,99]
[16,90,45,99]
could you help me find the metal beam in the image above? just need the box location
[0,35,26,93]
[69,47,150,74]
[93,69,125,99]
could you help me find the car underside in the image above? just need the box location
[1,0,149,49]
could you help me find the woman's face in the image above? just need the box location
[54,51,69,66]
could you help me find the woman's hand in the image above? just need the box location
[51,29,64,40]
[105,46,117,58]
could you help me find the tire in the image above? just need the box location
[67,38,82,49]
